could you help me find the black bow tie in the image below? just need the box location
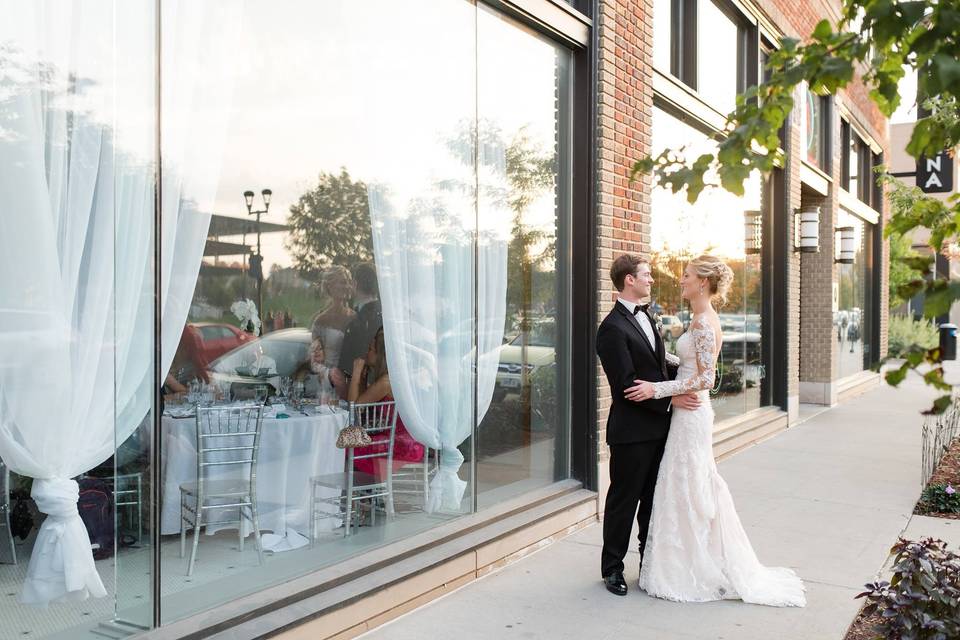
[633,304,649,316]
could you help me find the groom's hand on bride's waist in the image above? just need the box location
[625,380,656,402]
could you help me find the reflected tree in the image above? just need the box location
[285,167,373,279]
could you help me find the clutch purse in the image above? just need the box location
[336,424,372,448]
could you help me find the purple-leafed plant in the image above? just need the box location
[856,538,960,640]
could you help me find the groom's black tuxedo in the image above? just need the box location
[597,301,678,579]
[597,302,674,443]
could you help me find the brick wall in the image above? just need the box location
[592,0,889,485]
[595,0,654,468]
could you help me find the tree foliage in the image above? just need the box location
[634,0,960,413]
[285,168,373,279]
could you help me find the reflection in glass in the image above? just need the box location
[653,0,673,71]
[848,131,861,196]
[475,8,572,507]
[800,83,826,168]
[835,211,872,379]
[696,0,740,113]
[650,108,766,424]
[0,1,157,635]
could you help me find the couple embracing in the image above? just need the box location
[597,253,806,607]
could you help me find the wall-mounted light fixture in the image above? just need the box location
[794,206,820,253]
[835,226,856,264]
[744,210,762,255]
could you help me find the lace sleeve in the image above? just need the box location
[652,318,717,399]
[665,352,680,367]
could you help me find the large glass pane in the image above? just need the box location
[475,8,572,508]
[848,132,861,196]
[800,83,827,169]
[653,0,673,71]
[696,0,741,114]
[159,0,479,621]
[0,1,157,636]
[650,108,766,424]
[835,211,871,379]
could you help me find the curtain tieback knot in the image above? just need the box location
[32,478,80,543]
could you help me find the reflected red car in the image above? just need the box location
[177,323,255,382]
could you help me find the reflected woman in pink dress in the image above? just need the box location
[348,327,424,478]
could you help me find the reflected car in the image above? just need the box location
[187,322,256,363]
[659,314,684,340]
[208,328,315,398]
[495,325,555,397]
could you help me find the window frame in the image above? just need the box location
[658,0,755,112]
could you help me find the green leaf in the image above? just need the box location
[885,366,908,387]
[922,395,954,416]
[923,279,960,319]
[812,19,833,42]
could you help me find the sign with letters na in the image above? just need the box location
[917,151,954,194]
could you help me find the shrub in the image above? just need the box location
[887,315,938,358]
[919,484,960,514]
[856,538,960,640]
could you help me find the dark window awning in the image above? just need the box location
[207,214,289,237]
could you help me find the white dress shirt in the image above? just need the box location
[618,298,656,347]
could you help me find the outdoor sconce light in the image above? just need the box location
[793,206,820,253]
[744,210,762,255]
[835,226,856,264]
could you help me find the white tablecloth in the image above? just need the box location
[160,408,348,542]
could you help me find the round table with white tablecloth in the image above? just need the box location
[160,407,348,546]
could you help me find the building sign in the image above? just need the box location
[917,151,954,193]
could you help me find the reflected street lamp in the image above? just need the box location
[243,188,272,316]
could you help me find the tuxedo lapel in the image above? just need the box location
[615,304,657,360]
[646,309,669,378]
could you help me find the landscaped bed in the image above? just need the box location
[843,434,960,640]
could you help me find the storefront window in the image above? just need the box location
[650,108,767,424]
[0,0,157,634]
[475,8,572,507]
[835,211,874,379]
[696,0,744,114]
[0,0,572,635]
[653,0,673,71]
[800,83,830,170]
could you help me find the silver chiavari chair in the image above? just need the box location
[310,400,397,541]
[0,460,15,565]
[390,447,437,511]
[179,404,264,576]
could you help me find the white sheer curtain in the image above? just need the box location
[0,1,239,606]
[369,180,508,513]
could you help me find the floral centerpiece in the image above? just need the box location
[230,298,261,336]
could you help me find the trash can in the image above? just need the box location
[940,323,957,361]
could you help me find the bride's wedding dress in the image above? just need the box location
[638,316,806,607]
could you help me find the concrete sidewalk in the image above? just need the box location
[362,371,942,640]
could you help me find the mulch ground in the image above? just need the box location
[844,607,884,640]
[914,434,960,520]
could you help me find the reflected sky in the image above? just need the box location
[651,108,760,261]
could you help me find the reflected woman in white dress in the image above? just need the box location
[310,265,355,371]
[630,255,806,607]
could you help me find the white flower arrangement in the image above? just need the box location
[230,298,261,336]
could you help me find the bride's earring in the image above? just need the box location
[699,282,704,297]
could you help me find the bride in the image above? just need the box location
[629,254,806,607]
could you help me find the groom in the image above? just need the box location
[597,254,700,596]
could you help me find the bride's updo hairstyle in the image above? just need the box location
[690,254,734,306]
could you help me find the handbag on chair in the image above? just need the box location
[335,423,372,448]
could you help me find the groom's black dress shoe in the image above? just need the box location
[603,572,628,596]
